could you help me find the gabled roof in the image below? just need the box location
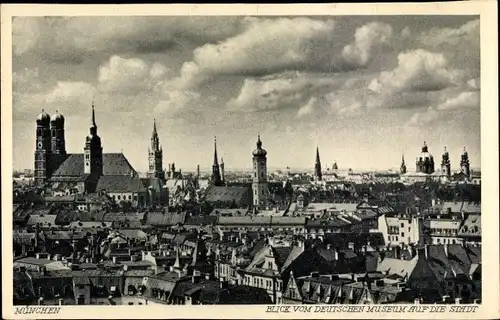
[204,185,252,204]
[52,153,137,177]
[146,211,187,226]
[377,257,417,278]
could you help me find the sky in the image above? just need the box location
[12,15,481,172]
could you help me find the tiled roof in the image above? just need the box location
[146,211,187,226]
[458,214,481,236]
[27,214,58,227]
[323,233,385,249]
[209,208,250,216]
[185,215,218,226]
[204,186,252,204]
[96,175,146,193]
[377,257,417,278]
[102,212,145,222]
[218,216,271,226]
[55,211,96,225]
[52,153,137,177]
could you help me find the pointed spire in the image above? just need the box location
[213,136,219,166]
[401,154,405,164]
[256,134,262,149]
[173,248,180,269]
[153,118,157,135]
[316,146,321,163]
[91,102,96,127]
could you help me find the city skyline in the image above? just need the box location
[13,16,480,172]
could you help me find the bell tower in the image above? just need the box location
[252,135,269,209]
[50,110,67,174]
[460,147,470,177]
[34,109,51,186]
[84,103,103,177]
[148,119,165,180]
[441,147,451,177]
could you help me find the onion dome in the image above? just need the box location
[50,110,65,127]
[36,109,50,126]
[252,135,267,157]
[420,141,433,160]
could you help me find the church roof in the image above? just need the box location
[204,185,252,204]
[96,175,146,193]
[51,153,137,177]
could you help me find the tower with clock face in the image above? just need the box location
[84,104,103,177]
[34,110,52,185]
[147,119,165,180]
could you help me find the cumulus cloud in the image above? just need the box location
[227,72,340,113]
[98,55,171,94]
[12,16,247,62]
[435,91,479,111]
[407,90,479,126]
[418,19,479,48]
[171,17,338,89]
[13,67,43,93]
[154,90,201,116]
[369,49,464,94]
[44,81,97,104]
[342,22,393,67]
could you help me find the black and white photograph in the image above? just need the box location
[2,3,499,319]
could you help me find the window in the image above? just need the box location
[408,227,411,232]
[401,223,404,227]
[117,195,121,200]
[401,232,405,238]
[79,285,85,289]
[128,195,132,200]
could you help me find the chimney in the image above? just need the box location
[444,244,449,257]
[424,244,429,259]
[58,298,64,306]
[334,249,339,261]
[112,256,118,264]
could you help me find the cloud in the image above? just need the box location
[154,90,201,117]
[435,91,479,111]
[418,19,479,48]
[369,49,464,94]
[407,90,479,126]
[12,17,247,63]
[227,72,340,113]
[297,98,316,118]
[341,22,393,67]
[44,81,96,104]
[13,67,43,93]
[97,55,171,94]
[171,17,338,89]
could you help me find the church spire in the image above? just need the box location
[213,136,219,167]
[400,153,407,174]
[89,102,98,137]
[314,146,322,181]
[211,136,222,186]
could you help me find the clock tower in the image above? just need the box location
[34,109,52,186]
[147,119,165,180]
[84,103,103,177]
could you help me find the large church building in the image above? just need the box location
[34,106,150,207]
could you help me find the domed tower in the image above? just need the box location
[84,103,103,177]
[441,147,451,177]
[148,119,165,180]
[460,147,470,177]
[314,146,322,181]
[252,135,269,209]
[50,110,67,173]
[400,154,407,174]
[34,109,51,185]
[211,136,223,186]
[415,141,435,174]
